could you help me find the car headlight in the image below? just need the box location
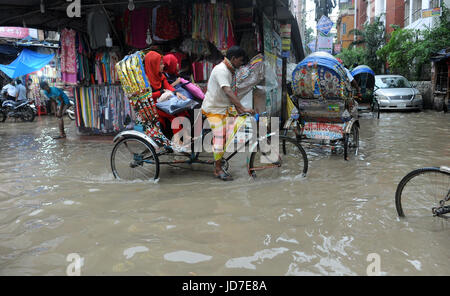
[414,94,422,100]
[376,94,389,102]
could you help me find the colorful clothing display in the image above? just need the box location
[94,52,120,85]
[73,85,132,133]
[60,28,77,85]
[191,3,236,52]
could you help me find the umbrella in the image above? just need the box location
[0,49,54,79]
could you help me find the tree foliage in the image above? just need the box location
[377,5,450,80]
[336,47,367,69]
[348,16,387,73]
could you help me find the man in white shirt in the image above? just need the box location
[15,79,27,102]
[201,46,255,181]
[2,81,17,100]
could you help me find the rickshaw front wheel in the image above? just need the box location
[344,124,359,161]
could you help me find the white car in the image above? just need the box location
[374,75,423,110]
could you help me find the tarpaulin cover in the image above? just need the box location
[0,49,54,78]
[351,65,375,77]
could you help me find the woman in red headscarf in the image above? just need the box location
[144,51,189,141]
[162,53,182,87]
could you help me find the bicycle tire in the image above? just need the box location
[67,105,75,120]
[395,167,450,218]
[344,124,359,161]
[21,106,35,122]
[248,135,308,179]
[371,99,380,119]
[0,110,6,122]
[111,137,160,181]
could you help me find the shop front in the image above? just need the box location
[0,0,304,135]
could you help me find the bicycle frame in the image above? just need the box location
[114,112,275,170]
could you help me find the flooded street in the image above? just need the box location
[0,111,449,276]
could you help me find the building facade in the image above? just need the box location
[336,0,356,49]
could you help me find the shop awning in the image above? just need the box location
[0,48,54,78]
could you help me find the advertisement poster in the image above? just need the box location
[317,34,333,54]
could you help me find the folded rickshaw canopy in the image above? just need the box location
[351,65,375,77]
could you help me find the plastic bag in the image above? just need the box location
[236,54,265,99]
[156,92,199,115]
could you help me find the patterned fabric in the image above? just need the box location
[203,111,247,161]
[128,91,171,148]
[60,28,77,84]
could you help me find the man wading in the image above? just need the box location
[40,82,70,139]
[201,46,255,181]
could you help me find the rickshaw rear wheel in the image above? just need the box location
[248,135,308,179]
[344,124,359,161]
[111,137,160,181]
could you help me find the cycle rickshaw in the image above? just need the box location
[284,52,360,161]
[109,51,308,181]
[351,65,380,119]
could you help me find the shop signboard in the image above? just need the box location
[0,27,38,40]
[317,15,334,36]
[422,7,442,18]
[281,24,291,58]
[317,33,333,54]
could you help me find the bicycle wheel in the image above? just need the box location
[111,137,160,181]
[344,123,359,161]
[67,104,75,120]
[0,110,6,122]
[248,135,308,180]
[371,99,380,119]
[395,167,450,218]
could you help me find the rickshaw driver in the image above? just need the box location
[201,46,255,181]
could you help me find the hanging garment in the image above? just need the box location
[87,8,111,49]
[60,28,77,84]
[153,5,180,41]
[130,8,150,49]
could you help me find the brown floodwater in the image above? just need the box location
[0,110,449,275]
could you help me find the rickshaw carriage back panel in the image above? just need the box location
[295,98,356,123]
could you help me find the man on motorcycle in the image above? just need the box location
[40,82,70,139]
[2,80,17,101]
[15,80,27,102]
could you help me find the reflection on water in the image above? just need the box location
[0,112,449,275]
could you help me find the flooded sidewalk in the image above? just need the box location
[0,111,449,275]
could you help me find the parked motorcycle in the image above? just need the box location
[0,96,35,122]
[67,99,75,120]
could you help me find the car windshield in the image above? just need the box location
[375,76,412,89]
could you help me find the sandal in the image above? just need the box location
[52,135,66,140]
[215,171,233,181]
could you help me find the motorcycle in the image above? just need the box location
[0,96,35,122]
[66,99,75,120]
